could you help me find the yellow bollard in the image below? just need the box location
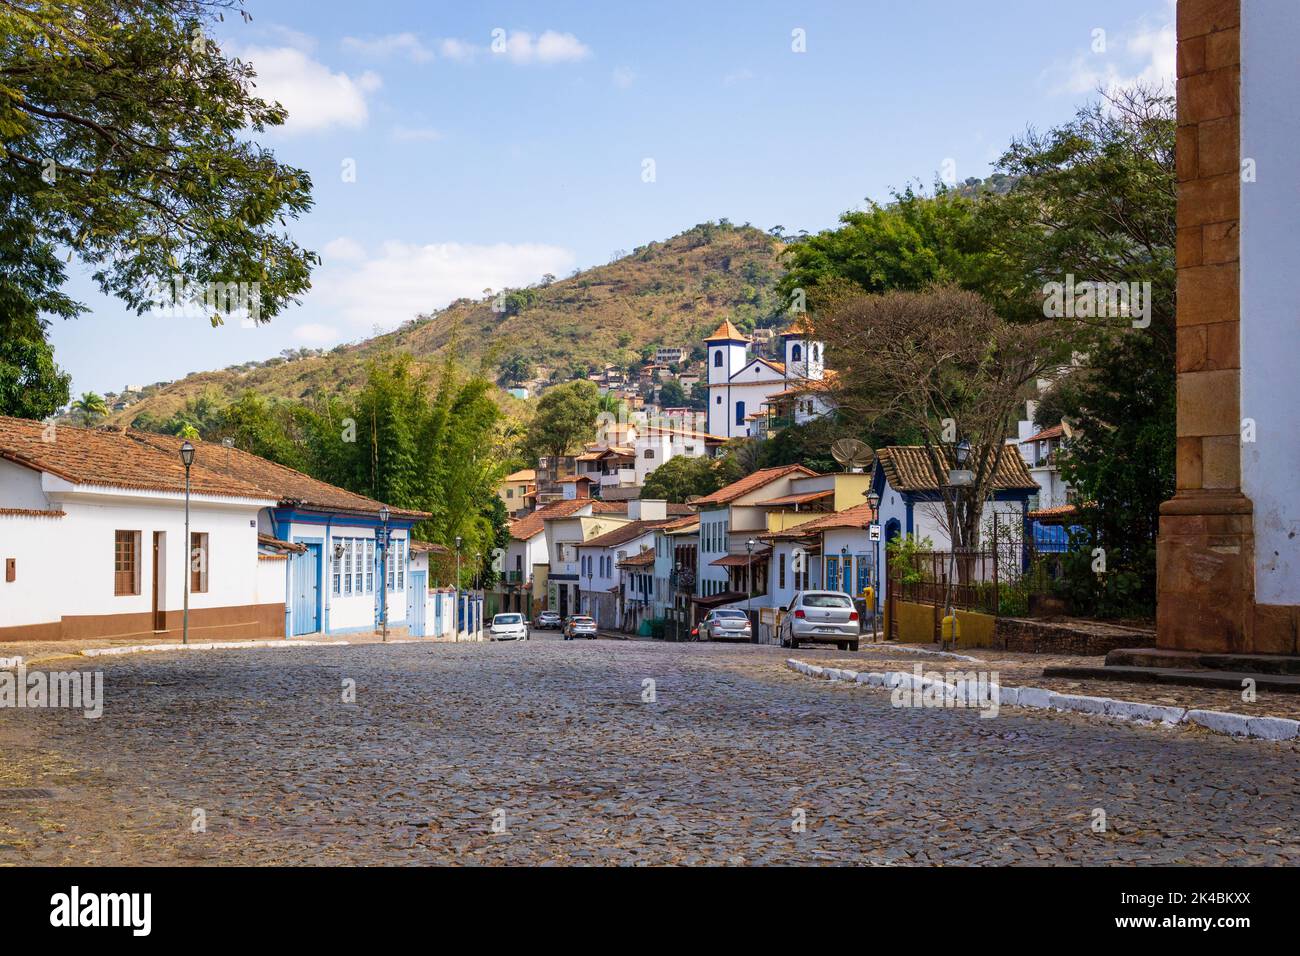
[941,613,960,644]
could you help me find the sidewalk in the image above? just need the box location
[0,631,483,667]
[813,642,1300,722]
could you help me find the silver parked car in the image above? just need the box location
[698,608,753,642]
[489,613,529,641]
[563,615,598,640]
[779,591,861,651]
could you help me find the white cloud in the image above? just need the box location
[244,45,381,133]
[438,38,479,61]
[612,66,637,89]
[323,237,366,262]
[342,32,433,63]
[391,126,442,143]
[312,240,576,331]
[1049,8,1175,97]
[294,323,340,343]
[493,30,592,65]
[432,30,592,65]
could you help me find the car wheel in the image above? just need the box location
[849,642,859,652]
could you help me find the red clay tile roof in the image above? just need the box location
[0,507,65,518]
[662,514,700,532]
[617,549,656,567]
[578,519,674,550]
[503,468,536,481]
[0,416,427,518]
[1020,424,1065,444]
[691,464,819,507]
[1028,503,1080,522]
[763,502,877,539]
[0,416,272,500]
[130,430,429,519]
[258,533,307,554]
[753,489,834,508]
[704,319,749,343]
[876,446,1039,494]
[710,549,770,567]
[508,499,629,541]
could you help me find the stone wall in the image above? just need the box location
[995,618,1156,658]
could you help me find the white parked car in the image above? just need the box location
[698,608,753,642]
[489,613,529,641]
[779,591,861,651]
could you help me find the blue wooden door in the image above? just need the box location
[407,571,427,637]
[291,545,321,635]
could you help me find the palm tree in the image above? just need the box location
[72,392,109,425]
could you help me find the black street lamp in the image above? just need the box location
[179,440,194,645]
[745,538,757,637]
[453,535,463,642]
[379,505,390,642]
[866,488,881,643]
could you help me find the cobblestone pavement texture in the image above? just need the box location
[1,635,1296,865]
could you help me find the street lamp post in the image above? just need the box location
[745,537,757,640]
[378,506,390,642]
[942,439,973,651]
[179,441,194,645]
[866,488,881,644]
[840,546,850,595]
[454,535,463,641]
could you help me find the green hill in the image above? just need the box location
[107,221,787,426]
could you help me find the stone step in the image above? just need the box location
[1043,663,1300,693]
[1104,646,1300,675]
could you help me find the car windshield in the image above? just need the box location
[802,594,854,608]
[493,614,522,624]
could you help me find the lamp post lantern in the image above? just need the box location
[453,536,463,641]
[378,505,390,642]
[179,441,195,645]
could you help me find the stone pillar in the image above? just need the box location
[1159,0,1300,655]
[1157,0,1254,652]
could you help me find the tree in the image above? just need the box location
[71,391,109,425]
[498,352,533,386]
[818,287,1062,552]
[992,87,1176,614]
[525,379,600,459]
[1,0,318,329]
[640,454,740,503]
[656,379,687,408]
[777,185,1017,318]
[0,207,72,417]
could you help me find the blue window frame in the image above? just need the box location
[735,401,746,426]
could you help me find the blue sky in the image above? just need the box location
[49,0,1175,396]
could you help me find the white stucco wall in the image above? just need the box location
[1241,0,1300,605]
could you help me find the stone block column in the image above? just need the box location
[1157,0,1255,652]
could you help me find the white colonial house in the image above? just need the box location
[575,499,671,629]
[705,316,834,439]
[0,417,429,643]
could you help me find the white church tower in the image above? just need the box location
[781,314,824,381]
[705,319,749,437]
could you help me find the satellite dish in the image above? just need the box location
[1060,419,1075,440]
[830,438,874,472]
[684,494,703,505]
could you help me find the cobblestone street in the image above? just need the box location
[1,636,1296,865]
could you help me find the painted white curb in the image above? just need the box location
[786,659,1299,742]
